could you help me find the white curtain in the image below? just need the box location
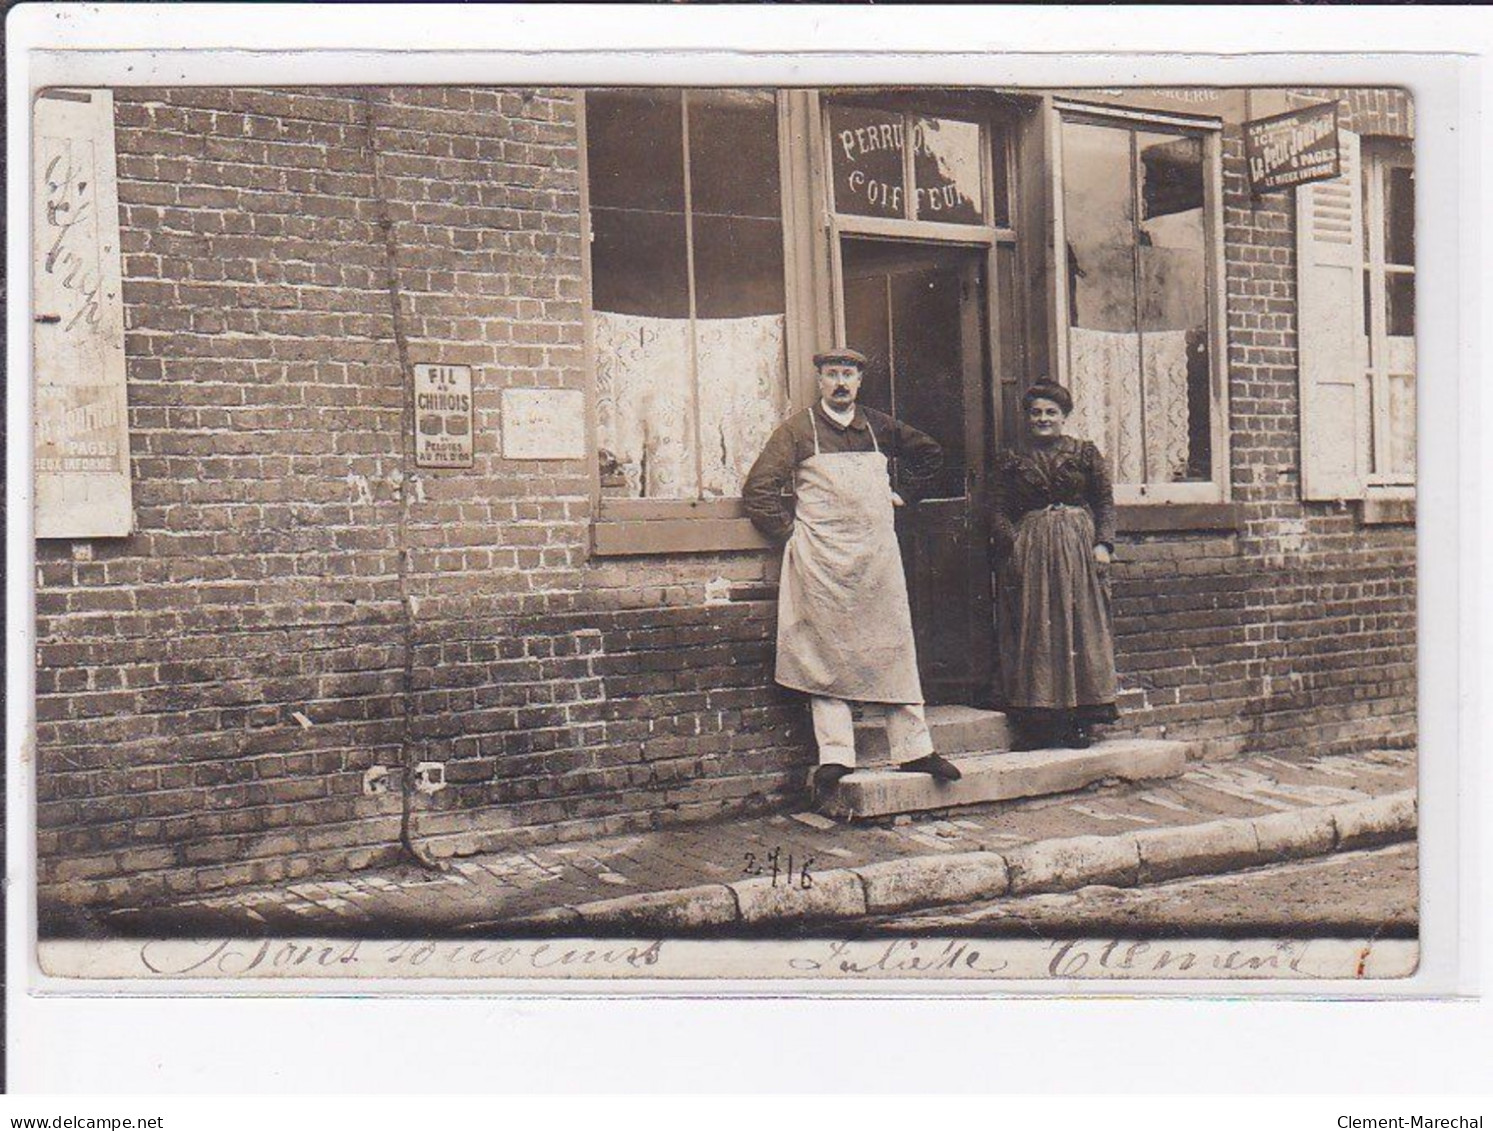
[1067,326,1190,484]
[594,310,788,499]
[695,316,788,497]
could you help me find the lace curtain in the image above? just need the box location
[1066,327,1191,485]
[594,310,788,499]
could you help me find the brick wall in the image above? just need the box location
[35,85,1415,910]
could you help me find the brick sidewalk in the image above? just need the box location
[75,747,1415,937]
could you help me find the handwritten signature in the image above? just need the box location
[139,937,665,977]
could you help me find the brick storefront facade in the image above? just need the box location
[33,85,1416,908]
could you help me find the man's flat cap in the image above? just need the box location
[812,347,868,369]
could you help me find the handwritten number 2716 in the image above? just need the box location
[743,847,813,889]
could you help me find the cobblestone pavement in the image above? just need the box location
[88,747,1416,937]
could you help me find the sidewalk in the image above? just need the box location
[80,746,1416,938]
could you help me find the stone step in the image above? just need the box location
[855,704,1012,761]
[820,738,1194,820]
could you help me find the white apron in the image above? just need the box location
[774,409,925,705]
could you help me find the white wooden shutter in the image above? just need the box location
[1295,127,1369,501]
[33,89,132,537]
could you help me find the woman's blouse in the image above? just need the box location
[990,436,1117,557]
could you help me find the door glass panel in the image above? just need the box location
[828,105,905,219]
[911,116,984,224]
[1385,272,1415,337]
[840,238,978,500]
[1384,165,1415,267]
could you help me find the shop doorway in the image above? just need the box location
[840,237,994,706]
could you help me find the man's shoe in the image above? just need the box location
[898,753,962,782]
[810,763,854,807]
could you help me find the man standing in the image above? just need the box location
[743,347,962,805]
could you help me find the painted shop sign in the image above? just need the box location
[829,108,984,223]
[413,364,474,468]
[33,89,133,538]
[1244,102,1341,194]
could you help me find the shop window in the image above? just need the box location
[827,103,1001,227]
[586,89,789,500]
[1057,114,1220,502]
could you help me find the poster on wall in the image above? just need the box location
[1244,101,1341,194]
[413,363,475,468]
[33,89,133,538]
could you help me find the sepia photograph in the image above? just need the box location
[26,70,1425,983]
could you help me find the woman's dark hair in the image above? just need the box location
[1021,380,1074,415]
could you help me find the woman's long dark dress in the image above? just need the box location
[991,436,1119,738]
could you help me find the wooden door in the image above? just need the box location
[841,238,993,705]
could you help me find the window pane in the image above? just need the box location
[588,208,688,318]
[1062,120,1136,332]
[585,90,684,213]
[828,104,906,218]
[911,116,984,224]
[694,309,788,499]
[989,120,1012,228]
[1386,272,1415,337]
[1138,132,1210,483]
[591,204,696,499]
[688,91,781,219]
[692,214,785,319]
[1384,165,1415,267]
[1062,120,1140,483]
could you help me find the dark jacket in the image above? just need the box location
[990,436,1116,559]
[742,402,943,542]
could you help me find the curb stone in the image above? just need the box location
[1250,806,1338,860]
[547,789,1418,933]
[574,884,738,931]
[1136,817,1263,883]
[1334,793,1417,850]
[857,852,1011,914]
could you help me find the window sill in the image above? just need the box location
[1359,495,1416,526]
[592,499,775,556]
[1116,502,1241,534]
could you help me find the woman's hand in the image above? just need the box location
[891,491,906,508]
[1093,543,1112,571]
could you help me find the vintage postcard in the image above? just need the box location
[18,37,1445,991]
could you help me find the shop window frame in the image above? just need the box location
[1050,99,1232,510]
[581,89,806,556]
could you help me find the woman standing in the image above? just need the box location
[991,381,1119,749]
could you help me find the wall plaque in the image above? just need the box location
[1245,102,1341,195]
[413,364,474,468]
[501,388,586,461]
[33,89,132,538]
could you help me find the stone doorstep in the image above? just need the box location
[854,704,1012,761]
[821,738,1194,820]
